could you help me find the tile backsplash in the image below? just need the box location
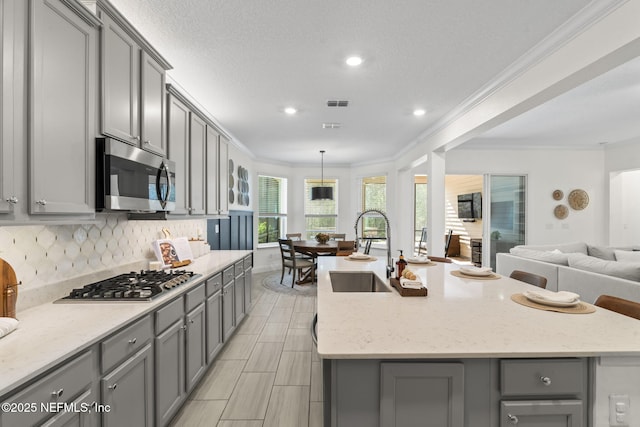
[0,214,207,309]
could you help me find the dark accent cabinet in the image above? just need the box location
[208,210,254,250]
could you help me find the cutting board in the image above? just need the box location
[0,258,18,318]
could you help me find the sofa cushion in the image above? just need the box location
[512,242,588,255]
[587,245,617,260]
[614,250,640,263]
[568,253,640,282]
[509,247,570,265]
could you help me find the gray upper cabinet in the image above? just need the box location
[29,0,99,215]
[96,0,170,155]
[189,113,207,215]
[167,89,190,215]
[218,135,229,215]
[206,126,220,215]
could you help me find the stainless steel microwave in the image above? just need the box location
[96,138,176,212]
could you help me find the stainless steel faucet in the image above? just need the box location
[354,209,394,278]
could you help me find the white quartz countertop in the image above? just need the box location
[316,257,640,359]
[0,250,251,397]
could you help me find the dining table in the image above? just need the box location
[291,240,340,284]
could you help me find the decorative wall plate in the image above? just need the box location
[552,190,563,201]
[568,189,589,210]
[554,205,569,220]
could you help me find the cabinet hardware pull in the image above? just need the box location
[109,383,118,390]
[134,136,140,141]
[128,338,137,344]
[507,414,519,424]
[540,376,552,386]
[36,199,47,206]
[190,319,195,324]
[182,325,187,330]
[6,196,18,204]
[51,388,64,398]
[144,140,151,145]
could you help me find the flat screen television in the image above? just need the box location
[457,192,482,219]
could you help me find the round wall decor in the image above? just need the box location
[568,189,589,210]
[554,205,569,220]
[552,190,563,201]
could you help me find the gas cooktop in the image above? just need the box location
[58,269,199,302]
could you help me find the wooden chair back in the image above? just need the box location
[278,239,296,263]
[444,229,453,257]
[329,233,346,241]
[336,241,355,256]
[285,233,302,240]
[595,295,640,320]
[417,227,427,255]
[428,256,452,263]
[510,270,547,289]
[363,239,373,255]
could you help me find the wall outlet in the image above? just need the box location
[610,394,630,426]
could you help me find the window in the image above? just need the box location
[304,179,338,239]
[414,175,427,246]
[258,175,287,245]
[361,176,387,238]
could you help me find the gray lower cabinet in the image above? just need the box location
[30,0,98,215]
[222,266,236,341]
[155,319,185,427]
[234,261,245,324]
[101,343,154,427]
[41,389,97,427]
[380,362,464,427]
[185,302,207,391]
[206,273,224,363]
[244,255,253,311]
[500,400,583,427]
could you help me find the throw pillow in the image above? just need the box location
[512,242,588,254]
[568,253,640,282]
[587,245,617,260]
[614,250,640,263]
[510,247,570,265]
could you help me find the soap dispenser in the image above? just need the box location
[396,250,407,279]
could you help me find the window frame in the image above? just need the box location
[304,178,338,239]
[257,174,288,247]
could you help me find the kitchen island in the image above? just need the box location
[316,256,640,427]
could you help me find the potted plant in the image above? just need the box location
[315,233,330,244]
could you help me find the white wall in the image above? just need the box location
[593,357,640,427]
[606,139,640,246]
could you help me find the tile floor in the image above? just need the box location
[169,271,322,427]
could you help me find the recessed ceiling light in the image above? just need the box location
[413,109,426,117]
[345,56,363,67]
[284,107,297,115]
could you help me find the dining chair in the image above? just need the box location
[417,227,428,255]
[278,239,315,286]
[329,233,346,241]
[443,229,453,257]
[285,233,302,240]
[363,239,373,255]
[595,295,640,320]
[336,240,356,256]
[509,270,548,289]
[428,256,452,263]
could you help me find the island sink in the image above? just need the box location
[329,271,391,292]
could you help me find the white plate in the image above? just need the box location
[523,291,580,307]
[459,266,493,277]
[407,257,430,264]
[348,253,371,260]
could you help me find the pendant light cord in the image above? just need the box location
[320,150,325,186]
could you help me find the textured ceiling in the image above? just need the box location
[109,0,596,165]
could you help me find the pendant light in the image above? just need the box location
[311,150,334,200]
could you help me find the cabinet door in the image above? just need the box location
[244,267,252,312]
[155,320,185,427]
[30,0,97,215]
[100,11,139,144]
[234,272,245,324]
[167,93,190,215]
[218,136,229,214]
[101,344,154,427]
[500,400,583,427]
[222,281,235,341]
[380,362,464,427]
[185,302,207,391]
[140,51,165,156]
[41,389,97,427]
[189,113,206,215]
[206,291,223,363]
[206,126,219,215]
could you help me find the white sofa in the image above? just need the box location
[496,242,640,303]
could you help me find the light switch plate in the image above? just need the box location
[610,394,630,426]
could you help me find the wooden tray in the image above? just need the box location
[390,278,427,297]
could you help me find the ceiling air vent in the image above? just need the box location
[322,123,342,129]
[326,100,349,107]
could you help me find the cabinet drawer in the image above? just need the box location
[102,316,153,373]
[156,297,185,334]
[185,283,206,313]
[244,255,253,271]
[206,273,222,296]
[1,350,94,427]
[223,266,235,285]
[500,400,583,427]
[501,359,585,397]
[234,261,244,277]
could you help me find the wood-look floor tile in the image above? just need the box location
[289,311,312,329]
[217,421,264,427]
[283,327,312,351]
[244,342,284,372]
[274,351,311,385]
[310,361,323,402]
[221,372,275,420]
[237,315,268,335]
[258,293,278,305]
[257,322,288,342]
[263,386,310,427]
[309,401,323,427]
[218,334,258,360]
[251,302,275,316]
[267,306,293,323]
[169,399,226,427]
[190,359,246,400]
[311,344,320,362]
[274,294,296,308]
[293,296,316,313]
